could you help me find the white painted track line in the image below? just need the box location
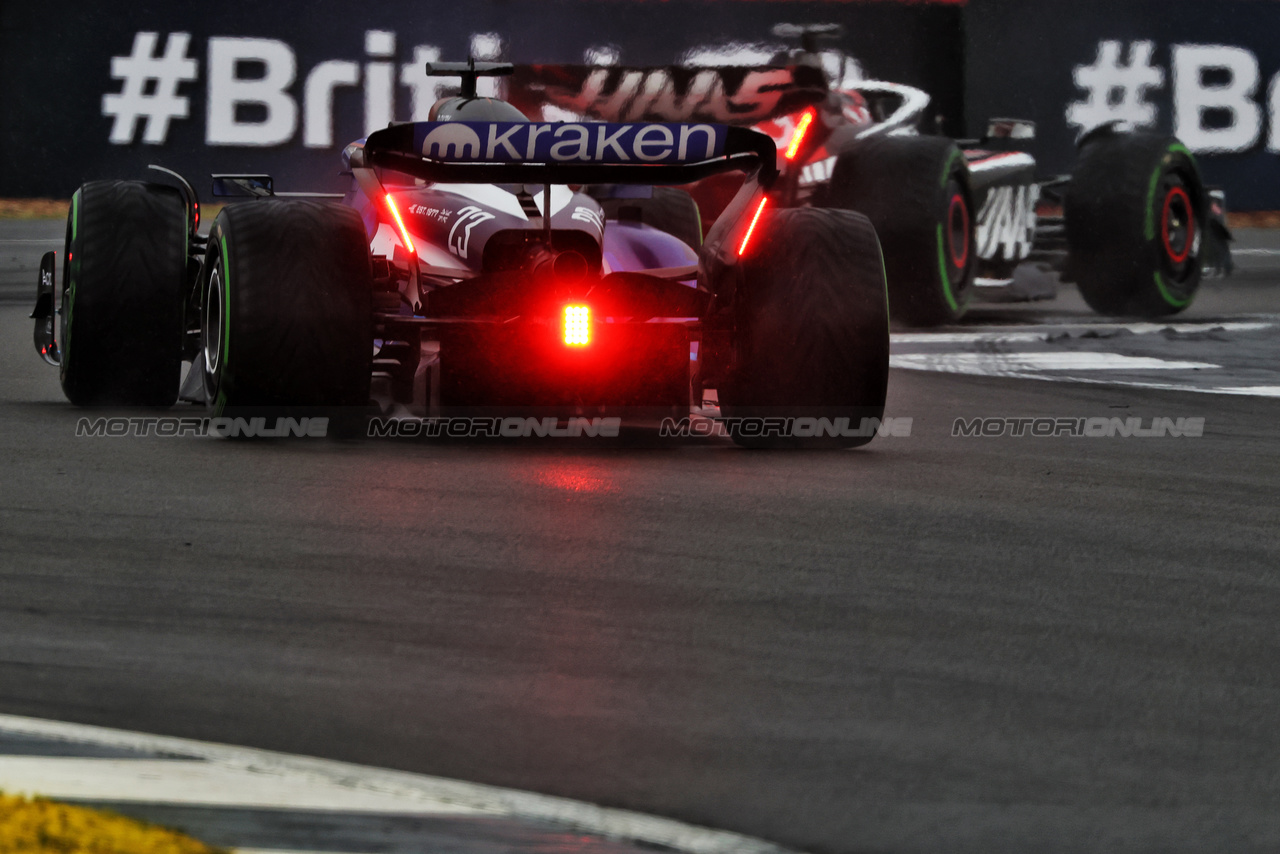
[899,371,1280,398]
[889,318,1280,396]
[890,321,1273,345]
[890,352,1219,372]
[1216,385,1280,397]
[0,714,800,854]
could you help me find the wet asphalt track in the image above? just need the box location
[2,218,1280,853]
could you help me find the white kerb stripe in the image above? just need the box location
[0,714,798,854]
[0,757,490,815]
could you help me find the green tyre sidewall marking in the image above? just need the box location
[1145,142,1198,309]
[1144,142,1196,241]
[939,149,961,188]
[935,157,967,316]
[1168,142,1194,165]
[935,223,959,314]
[1153,271,1191,309]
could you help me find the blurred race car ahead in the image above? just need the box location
[31,60,890,448]
[512,23,1234,326]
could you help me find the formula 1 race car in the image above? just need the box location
[509,24,1233,326]
[30,60,890,448]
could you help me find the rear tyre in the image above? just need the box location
[59,180,187,406]
[827,135,974,327]
[595,186,703,248]
[201,201,373,420]
[719,207,889,449]
[1065,131,1205,316]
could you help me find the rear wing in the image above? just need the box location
[354,120,778,187]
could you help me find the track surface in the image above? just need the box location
[2,219,1280,853]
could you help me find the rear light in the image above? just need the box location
[563,305,590,346]
[384,194,416,256]
[737,196,768,257]
[785,109,815,161]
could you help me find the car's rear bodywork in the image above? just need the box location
[338,116,776,417]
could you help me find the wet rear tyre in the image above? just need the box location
[719,207,889,449]
[201,201,373,422]
[827,135,974,327]
[1065,131,1205,316]
[59,180,187,407]
[594,186,703,248]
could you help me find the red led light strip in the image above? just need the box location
[384,194,415,256]
[785,110,815,161]
[737,197,769,257]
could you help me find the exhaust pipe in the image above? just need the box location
[526,246,589,287]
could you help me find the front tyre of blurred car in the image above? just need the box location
[826,135,975,327]
[1065,130,1206,316]
[200,201,373,422]
[59,180,187,407]
[719,207,889,449]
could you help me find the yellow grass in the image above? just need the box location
[0,793,227,854]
